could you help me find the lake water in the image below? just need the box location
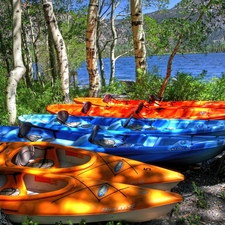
[77,52,225,85]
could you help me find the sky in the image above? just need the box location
[142,0,181,14]
[168,0,181,9]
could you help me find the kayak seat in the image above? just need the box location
[88,125,132,147]
[0,188,20,196]
[92,139,116,147]
[15,146,35,166]
[91,138,133,148]
[26,134,42,142]
[57,110,82,128]
[103,94,113,103]
[81,102,92,114]
[0,173,24,196]
[126,124,143,131]
[67,121,82,127]
[14,146,54,168]
[57,110,69,123]
[28,159,54,168]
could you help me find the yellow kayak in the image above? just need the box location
[0,167,183,224]
[0,142,184,190]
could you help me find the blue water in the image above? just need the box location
[77,52,225,85]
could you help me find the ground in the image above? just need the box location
[140,153,225,225]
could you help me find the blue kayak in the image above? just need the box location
[18,111,225,136]
[0,124,85,142]
[1,123,225,164]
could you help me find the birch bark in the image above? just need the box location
[6,0,26,124]
[42,0,70,102]
[130,0,147,83]
[86,0,101,97]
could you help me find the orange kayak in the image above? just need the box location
[0,167,182,224]
[74,94,225,108]
[47,102,225,120]
[0,142,184,190]
[46,102,136,118]
[74,95,145,107]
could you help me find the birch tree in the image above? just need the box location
[86,0,101,97]
[42,0,70,102]
[130,0,147,83]
[6,0,26,124]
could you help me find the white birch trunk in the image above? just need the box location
[109,0,118,84]
[86,0,101,97]
[42,0,70,102]
[130,0,147,82]
[6,0,26,124]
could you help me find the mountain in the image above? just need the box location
[145,1,225,45]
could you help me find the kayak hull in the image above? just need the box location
[0,168,182,224]
[0,141,184,190]
[74,96,225,108]
[18,113,225,136]
[46,103,225,120]
[1,124,225,164]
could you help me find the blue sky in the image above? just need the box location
[142,0,181,14]
[168,0,181,8]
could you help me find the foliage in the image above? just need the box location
[218,190,225,200]
[0,77,87,125]
[127,69,164,100]
[2,68,225,125]
[21,216,39,225]
[102,78,128,96]
[0,66,8,125]
[144,15,170,55]
[59,10,87,73]
[192,182,208,209]
[186,214,201,225]
[164,71,208,101]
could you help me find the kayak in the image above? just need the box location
[18,111,225,136]
[46,102,136,118]
[0,124,85,142]
[0,167,183,224]
[74,94,145,106]
[3,123,225,164]
[0,142,184,190]
[74,94,225,108]
[46,102,225,120]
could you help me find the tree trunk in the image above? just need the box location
[22,23,33,88]
[109,0,118,85]
[96,17,106,88]
[48,32,58,85]
[86,0,101,97]
[159,35,182,99]
[130,0,147,83]
[7,0,26,125]
[29,10,45,87]
[42,0,70,103]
